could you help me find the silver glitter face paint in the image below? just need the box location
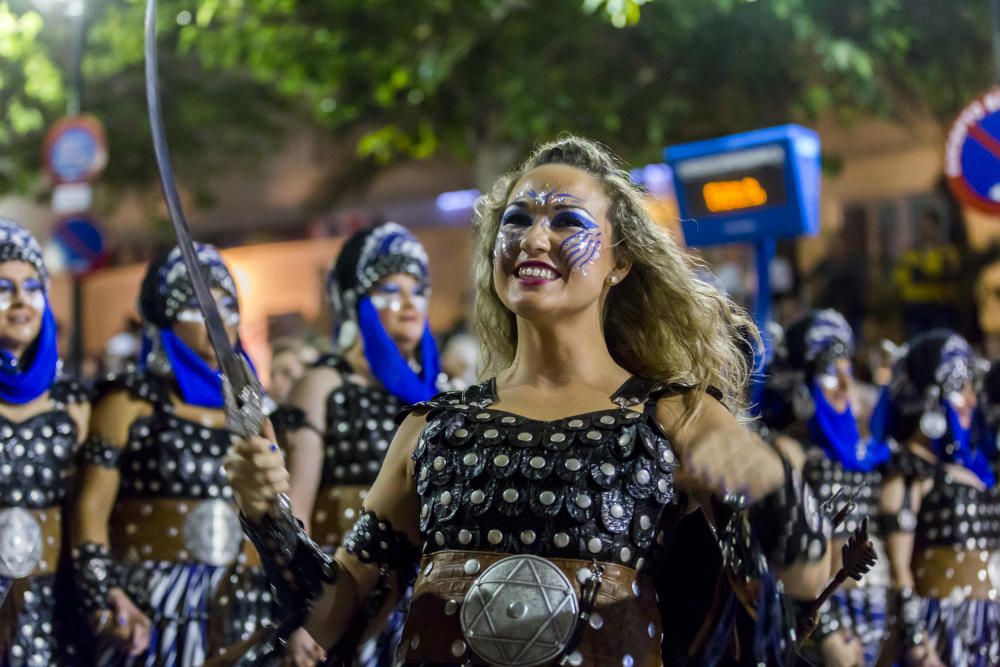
[369,292,428,314]
[495,188,604,276]
[175,295,240,327]
[0,278,45,312]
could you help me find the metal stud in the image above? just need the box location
[529,456,546,469]
[554,532,571,548]
[601,463,616,476]
[589,612,604,629]
[588,537,603,554]
[517,432,532,442]
[550,433,567,443]
[488,530,503,545]
[440,491,453,506]
[464,559,481,575]
[451,640,467,657]
[445,599,460,615]
[576,494,593,509]
[494,454,510,467]
[565,458,582,472]
[463,453,479,466]
[539,491,556,506]
[458,529,472,545]
[568,419,584,428]
[503,488,519,503]
[471,490,485,505]
[520,530,536,545]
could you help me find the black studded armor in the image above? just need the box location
[317,356,401,487]
[0,376,87,667]
[916,466,1000,551]
[406,377,683,569]
[801,449,883,540]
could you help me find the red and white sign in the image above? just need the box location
[43,114,108,184]
[945,88,1000,216]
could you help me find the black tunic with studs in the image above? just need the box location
[317,356,402,488]
[407,377,684,575]
[0,377,87,667]
[79,371,273,666]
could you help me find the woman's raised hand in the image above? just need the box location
[224,435,290,522]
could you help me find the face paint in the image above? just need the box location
[370,283,429,314]
[176,295,240,326]
[0,278,46,312]
[556,212,602,275]
[494,188,603,275]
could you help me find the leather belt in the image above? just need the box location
[399,550,662,667]
[110,498,260,568]
[310,484,368,551]
[913,546,1000,600]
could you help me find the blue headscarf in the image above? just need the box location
[872,330,994,487]
[139,244,258,408]
[933,402,995,488]
[808,381,890,472]
[0,219,58,404]
[328,223,440,404]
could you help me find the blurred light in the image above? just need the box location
[630,163,674,197]
[34,0,85,16]
[176,10,192,26]
[436,189,480,213]
[319,97,337,113]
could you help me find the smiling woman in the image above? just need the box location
[224,136,836,667]
[0,218,89,667]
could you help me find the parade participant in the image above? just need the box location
[72,244,273,666]
[268,338,319,406]
[876,330,1000,667]
[226,136,834,667]
[0,219,89,666]
[760,310,891,666]
[279,222,444,666]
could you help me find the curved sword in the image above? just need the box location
[143,0,262,438]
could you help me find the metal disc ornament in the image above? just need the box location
[460,555,579,667]
[0,508,42,578]
[183,500,243,566]
[919,409,947,440]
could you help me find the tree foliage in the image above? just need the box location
[0,0,993,196]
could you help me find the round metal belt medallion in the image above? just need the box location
[0,507,42,578]
[183,500,243,567]
[988,551,1000,591]
[460,554,579,667]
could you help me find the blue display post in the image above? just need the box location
[664,125,822,397]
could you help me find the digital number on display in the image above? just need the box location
[675,145,788,219]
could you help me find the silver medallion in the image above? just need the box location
[0,507,42,578]
[183,499,243,566]
[460,554,578,667]
[988,551,1000,591]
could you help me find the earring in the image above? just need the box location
[609,275,618,285]
[791,382,815,421]
[919,386,947,440]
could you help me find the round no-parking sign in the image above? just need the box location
[946,88,1000,216]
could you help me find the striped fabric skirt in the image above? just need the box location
[95,561,273,667]
[819,586,889,665]
[922,597,1000,667]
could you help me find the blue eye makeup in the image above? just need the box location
[551,210,598,229]
[501,207,533,226]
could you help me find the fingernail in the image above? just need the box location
[269,443,279,452]
[118,615,127,625]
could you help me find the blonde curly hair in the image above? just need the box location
[472,135,759,420]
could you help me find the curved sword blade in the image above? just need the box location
[144,0,262,436]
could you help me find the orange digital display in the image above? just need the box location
[701,177,769,213]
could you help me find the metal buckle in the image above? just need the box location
[0,507,42,578]
[461,555,579,667]
[183,499,243,566]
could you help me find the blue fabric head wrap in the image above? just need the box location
[0,219,58,404]
[139,244,257,408]
[808,381,890,472]
[328,223,439,404]
[872,329,993,487]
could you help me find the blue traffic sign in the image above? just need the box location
[43,115,108,184]
[52,216,106,274]
[946,88,1000,216]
